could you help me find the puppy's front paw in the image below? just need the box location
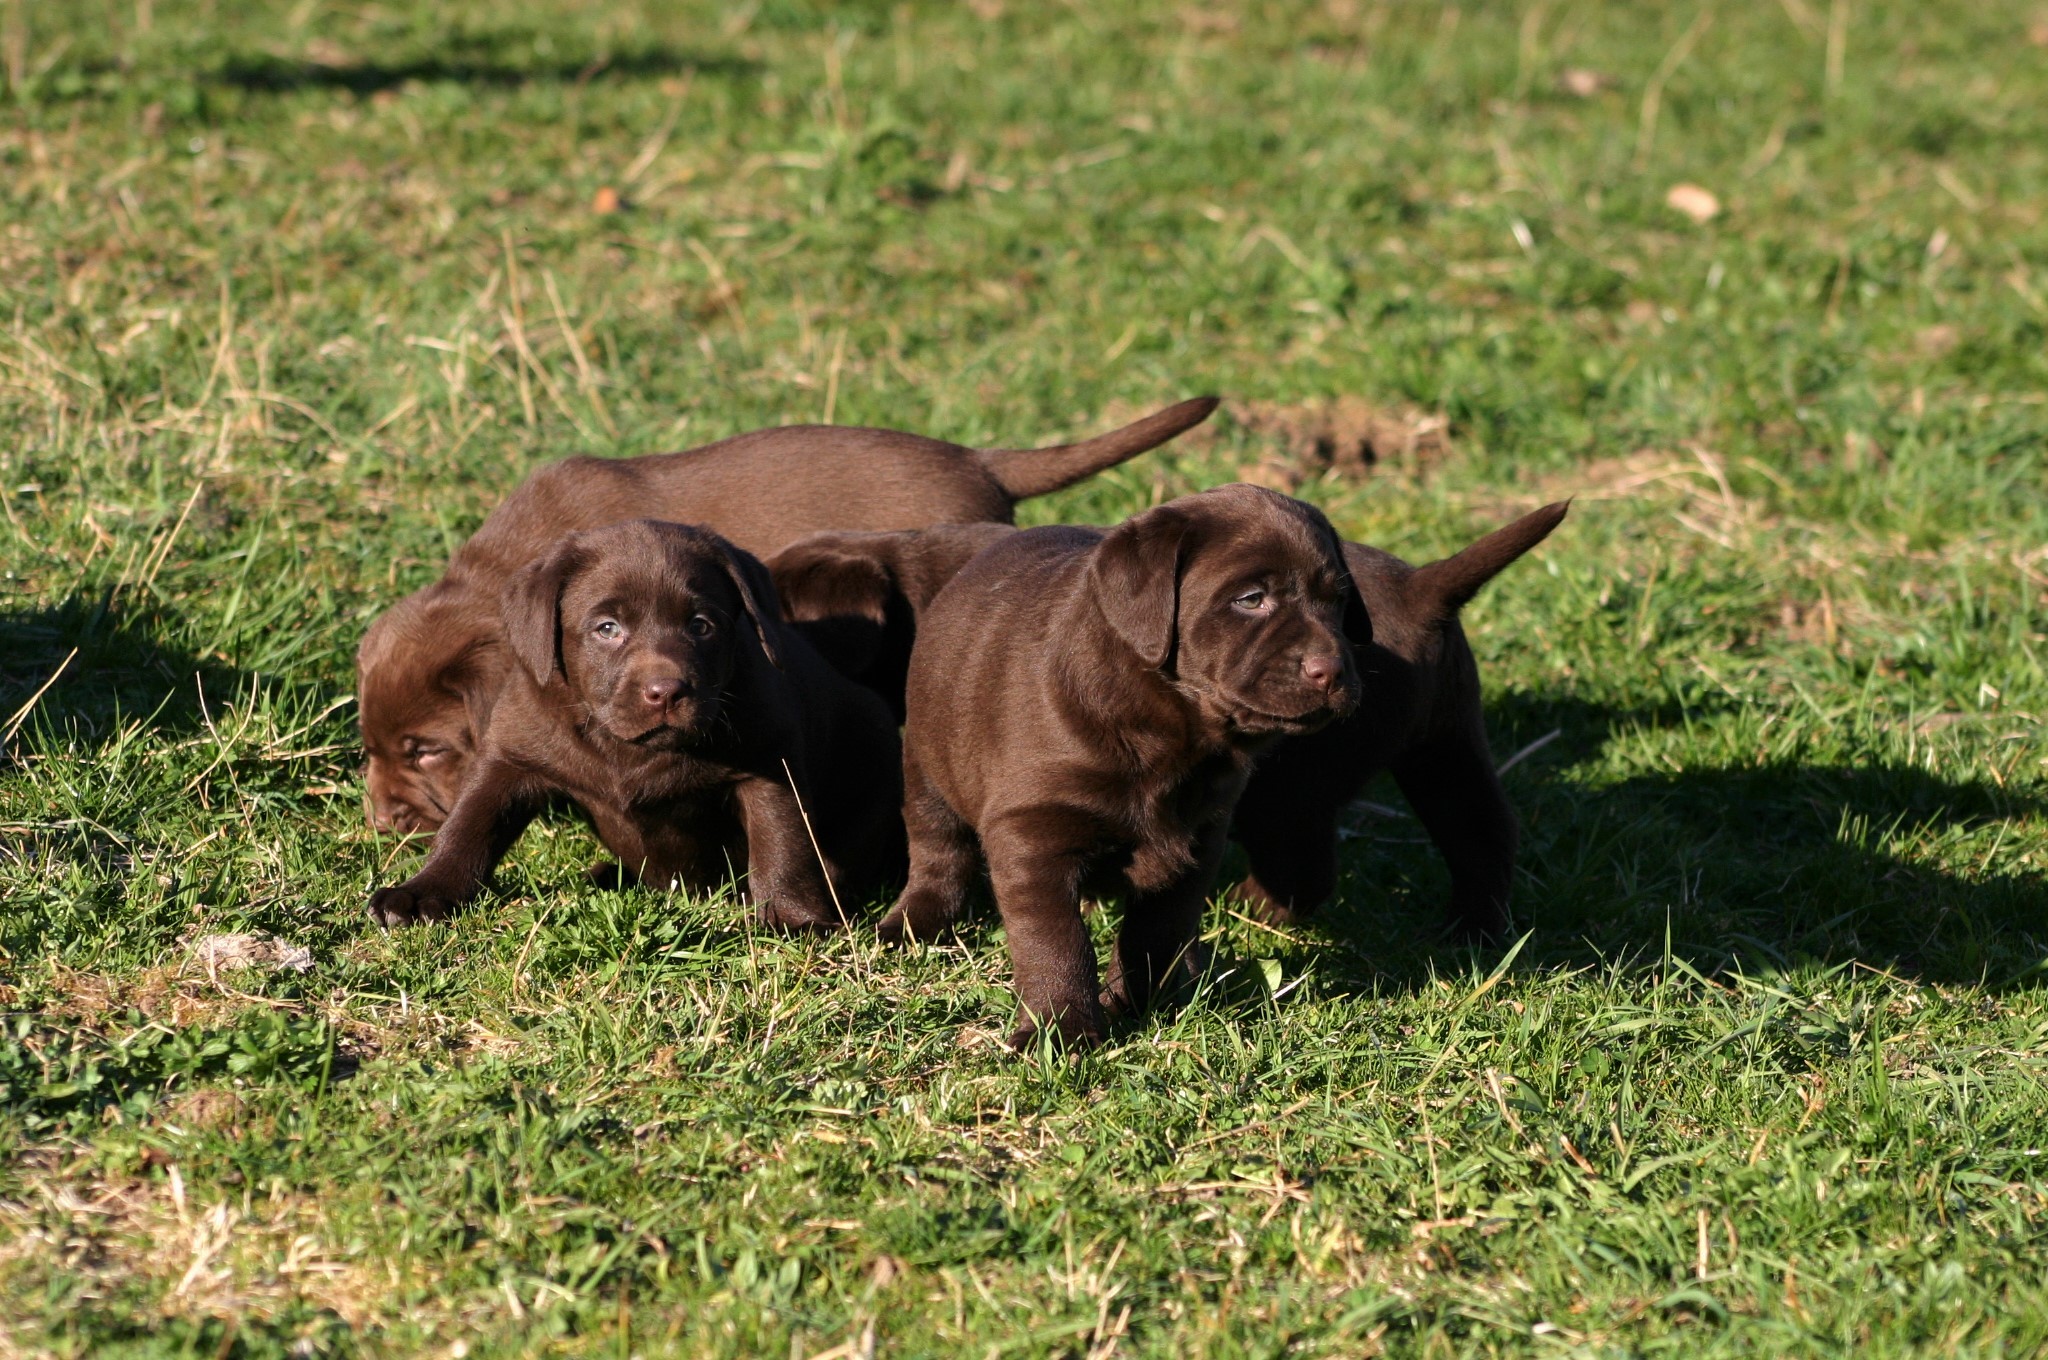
[1102,940,1210,1017]
[369,885,456,928]
[876,905,911,946]
[1006,999,1106,1055]
[877,889,955,946]
[1443,896,1510,948]
[755,896,842,934]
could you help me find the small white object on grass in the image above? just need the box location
[1666,183,1722,224]
[189,933,314,977]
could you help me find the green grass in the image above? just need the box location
[3,0,2046,1354]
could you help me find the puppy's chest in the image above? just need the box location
[611,759,739,812]
[1114,755,1248,893]
[550,747,742,818]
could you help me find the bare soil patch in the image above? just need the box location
[1092,394,1453,490]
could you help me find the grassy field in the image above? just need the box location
[3,0,2046,1354]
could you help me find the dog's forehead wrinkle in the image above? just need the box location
[1186,534,1327,597]
[563,557,724,617]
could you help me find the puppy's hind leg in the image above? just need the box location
[1392,732,1518,945]
[878,751,977,945]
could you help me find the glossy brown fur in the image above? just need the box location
[367,521,902,931]
[359,399,1218,835]
[886,485,1367,1050]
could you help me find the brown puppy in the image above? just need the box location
[361,398,1219,835]
[771,504,1568,944]
[1231,502,1569,941]
[368,520,901,931]
[886,485,1366,1050]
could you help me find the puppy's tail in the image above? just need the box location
[1407,501,1570,619]
[977,396,1221,501]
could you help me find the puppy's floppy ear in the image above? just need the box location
[767,536,897,678]
[715,539,789,671]
[1342,583,1373,648]
[501,538,585,684]
[441,633,508,726]
[767,536,896,627]
[1089,504,1190,670]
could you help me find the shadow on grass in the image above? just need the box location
[212,45,757,96]
[0,593,249,765]
[1287,692,2048,994]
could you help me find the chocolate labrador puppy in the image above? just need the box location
[368,520,901,931]
[772,502,1568,944]
[361,398,1218,836]
[884,485,1366,1050]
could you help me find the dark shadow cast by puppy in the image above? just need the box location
[213,43,755,96]
[1,595,264,958]
[1,593,249,759]
[1246,691,2047,995]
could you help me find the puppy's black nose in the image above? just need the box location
[641,677,686,709]
[1300,654,1345,692]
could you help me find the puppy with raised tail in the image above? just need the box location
[369,520,901,931]
[883,484,1367,1050]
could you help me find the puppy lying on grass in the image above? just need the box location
[769,500,1568,945]
[359,398,1218,836]
[879,485,1366,1050]
[368,520,901,932]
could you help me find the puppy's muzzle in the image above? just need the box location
[1253,649,1360,730]
[639,675,690,712]
[368,765,447,835]
[1299,652,1347,695]
[615,672,717,742]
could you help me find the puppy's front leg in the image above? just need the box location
[981,818,1100,1051]
[878,747,977,945]
[370,759,538,927]
[733,775,842,932]
[1104,819,1227,1016]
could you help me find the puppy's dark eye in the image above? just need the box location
[406,744,448,768]
[593,619,623,640]
[1232,589,1269,611]
[686,615,716,639]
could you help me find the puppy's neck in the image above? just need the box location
[1060,643,1246,775]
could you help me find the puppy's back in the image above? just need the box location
[457,430,1012,576]
[906,526,1104,804]
[916,525,1103,667]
